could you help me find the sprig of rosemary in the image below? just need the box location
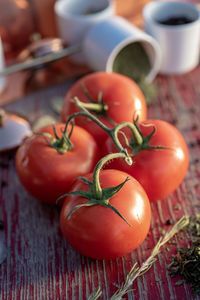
[87,215,189,300]
[88,287,102,300]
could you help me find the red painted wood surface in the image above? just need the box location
[1,0,200,298]
[0,67,200,299]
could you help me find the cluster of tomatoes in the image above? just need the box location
[15,72,189,260]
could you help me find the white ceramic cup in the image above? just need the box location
[143,1,200,74]
[54,0,115,63]
[82,16,161,83]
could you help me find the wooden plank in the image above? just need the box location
[0,68,200,299]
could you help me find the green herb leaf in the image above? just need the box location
[168,215,200,296]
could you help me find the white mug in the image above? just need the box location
[54,0,115,63]
[83,16,161,83]
[143,1,200,74]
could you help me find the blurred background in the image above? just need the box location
[0,0,199,104]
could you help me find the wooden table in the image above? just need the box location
[0,1,200,299]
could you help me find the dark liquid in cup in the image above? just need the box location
[157,16,193,26]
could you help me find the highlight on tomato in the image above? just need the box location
[59,153,151,260]
[61,72,147,142]
[102,119,189,202]
[15,123,100,205]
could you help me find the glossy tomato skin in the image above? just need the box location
[102,119,189,202]
[61,72,147,142]
[60,169,151,259]
[15,124,100,204]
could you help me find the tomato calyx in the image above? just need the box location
[78,83,117,125]
[57,152,133,226]
[63,176,131,225]
[129,119,170,155]
[36,122,74,154]
[80,83,109,115]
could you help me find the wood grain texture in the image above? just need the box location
[0,67,200,300]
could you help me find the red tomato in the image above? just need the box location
[102,119,189,202]
[60,169,151,259]
[61,72,147,142]
[15,124,100,204]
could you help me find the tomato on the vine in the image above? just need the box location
[61,72,147,142]
[15,123,100,204]
[60,169,151,259]
[102,119,189,202]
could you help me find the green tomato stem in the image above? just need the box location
[75,99,108,113]
[92,152,132,199]
[113,122,143,146]
[58,152,133,225]
[64,97,108,132]
[64,97,143,154]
